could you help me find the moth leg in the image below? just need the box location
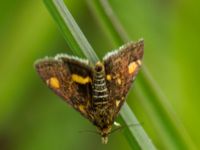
[114,121,121,127]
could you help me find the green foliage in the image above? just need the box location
[0,0,199,150]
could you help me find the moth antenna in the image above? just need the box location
[109,122,143,135]
[78,130,99,135]
[109,126,124,135]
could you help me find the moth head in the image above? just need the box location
[94,61,104,73]
[101,136,108,144]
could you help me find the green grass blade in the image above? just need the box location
[86,0,197,149]
[87,0,129,44]
[44,0,99,66]
[44,0,156,149]
[119,103,156,149]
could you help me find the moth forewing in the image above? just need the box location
[103,39,144,116]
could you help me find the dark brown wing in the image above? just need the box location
[35,54,93,120]
[103,39,144,116]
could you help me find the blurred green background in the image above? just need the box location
[0,0,200,149]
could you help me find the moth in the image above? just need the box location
[34,39,144,144]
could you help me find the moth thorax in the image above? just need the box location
[92,62,108,106]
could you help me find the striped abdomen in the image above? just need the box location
[92,62,108,106]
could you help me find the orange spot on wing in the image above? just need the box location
[117,78,122,85]
[72,74,91,84]
[47,77,60,89]
[106,74,112,81]
[116,100,120,107]
[78,105,86,114]
[128,62,138,74]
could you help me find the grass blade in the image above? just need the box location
[44,0,99,66]
[120,103,156,149]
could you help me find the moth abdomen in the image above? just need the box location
[92,62,108,106]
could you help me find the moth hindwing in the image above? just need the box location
[34,39,144,144]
